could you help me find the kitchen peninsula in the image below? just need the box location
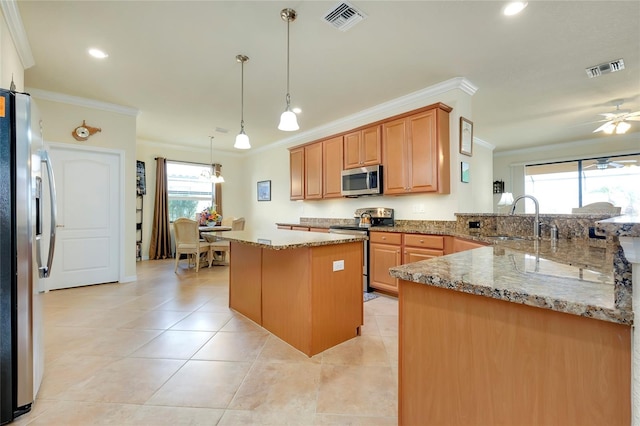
[208,229,366,356]
[390,235,632,425]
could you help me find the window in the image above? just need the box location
[166,161,214,222]
[524,154,640,215]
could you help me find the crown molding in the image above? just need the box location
[26,87,139,116]
[251,77,478,155]
[137,137,243,158]
[1,0,35,68]
[474,137,495,151]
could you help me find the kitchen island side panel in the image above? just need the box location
[310,242,363,355]
[399,280,631,426]
[229,242,263,325]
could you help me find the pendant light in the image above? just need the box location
[278,8,299,131]
[204,136,224,183]
[234,54,251,149]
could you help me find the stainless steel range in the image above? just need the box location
[328,208,394,292]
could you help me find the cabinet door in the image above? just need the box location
[403,247,443,264]
[408,110,438,193]
[361,125,382,166]
[343,131,361,169]
[382,117,409,195]
[370,242,401,294]
[289,147,304,200]
[305,142,323,199]
[323,136,343,198]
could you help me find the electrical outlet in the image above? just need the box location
[333,260,345,271]
[418,204,425,213]
[468,221,481,229]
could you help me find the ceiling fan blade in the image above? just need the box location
[625,116,640,121]
[609,162,624,168]
[625,111,640,117]
[583,164,596,169]
[593,121,614,132]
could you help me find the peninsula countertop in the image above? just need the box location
[389,238,631,325]
[203,229,367,250]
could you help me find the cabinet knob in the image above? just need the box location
[419,239,424,243]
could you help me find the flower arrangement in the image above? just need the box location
[199,206,222,225]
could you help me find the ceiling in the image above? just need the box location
[16,1,640,154]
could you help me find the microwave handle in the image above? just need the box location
[368,171,377,189]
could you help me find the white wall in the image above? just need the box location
[135,139,246,259]
[0,7,24,90]
[241,79,495,232]
[493,132,640,212]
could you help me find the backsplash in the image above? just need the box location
[454,213,619,241]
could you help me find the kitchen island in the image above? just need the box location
[390,237,632,426]
[209,229,366,357]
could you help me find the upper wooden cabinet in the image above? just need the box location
[289,147,304,200]
[343,125,382,169]
[323,136,344,198]
[305,142,323,200]
[383,105,450,195]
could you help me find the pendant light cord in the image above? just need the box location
[285,17,290,106]
[240,59,245,130]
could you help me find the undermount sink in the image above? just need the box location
[486,235,526,241]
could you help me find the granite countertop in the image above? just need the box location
[204,229,367,250]
[389,238,632,325]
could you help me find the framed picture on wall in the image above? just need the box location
[257,180,271,201]
[459,117,473,156]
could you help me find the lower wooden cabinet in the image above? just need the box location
[452,237,487,253]
[370,233,402,294]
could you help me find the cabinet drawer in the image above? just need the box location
[277,225,292,230]
[291,226,310,231]
[370,231,402,245]
[403,234,444,250]
[309,227,329,233]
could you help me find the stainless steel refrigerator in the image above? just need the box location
[0,89,56,424]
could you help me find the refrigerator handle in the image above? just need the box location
[39,150,57,278]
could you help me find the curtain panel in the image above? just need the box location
[149,157,172,259]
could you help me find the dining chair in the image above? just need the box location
[173,218,212,272]
[208,217,245,264]
[571,202,621,215]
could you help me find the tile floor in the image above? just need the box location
[16,259,399,425]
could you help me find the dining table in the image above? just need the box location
[199,226,233,265]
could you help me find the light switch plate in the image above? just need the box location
[333,260,345,271]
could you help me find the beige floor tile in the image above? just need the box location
[120,309,191,330]
[116,294,176,311]
[127,404,226,425]
[257,335,322,364]
[170,311,233,331]
[360,314,381,336]
[321,336,390,366]
[55,357,185,404]
[219,409,316,425]
[131,330,214,359]
[314,413,398,425]
[196,297,234,313]
[375,315,399,337]
[36,354,119,399]
[146,360,251,408]
[381,335,398,367]
[220,313,265,332]
[193,331,269,361]
[364,296,399,316]
[228,361,321,413]
[317,364,397,417]
[73,328,164,357]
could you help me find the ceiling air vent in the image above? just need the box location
[323,2,367,32]
[585,59,625,78]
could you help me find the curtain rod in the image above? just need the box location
[153,158,221,167]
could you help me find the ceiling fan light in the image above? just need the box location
[234,130,251,149]
[616,121,631,134]
[503,2,528,16]
[278,109,299,131]
[602,122,616,134]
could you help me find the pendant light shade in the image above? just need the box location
[203,136,224,183]
[278,8,299,132]
[234,54,251,149]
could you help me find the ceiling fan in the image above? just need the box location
[584,158,638,170]
[592,101,640,134]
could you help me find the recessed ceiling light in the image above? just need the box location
[88,48,109,59]
[292,107,302,114]
[503,2,528,16]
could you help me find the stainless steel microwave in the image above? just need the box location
[341,165,382,197]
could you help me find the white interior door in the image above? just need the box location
[47,144,120,290]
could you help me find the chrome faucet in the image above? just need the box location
[509,195,540,239]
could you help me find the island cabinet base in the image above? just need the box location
[399,280,631,426]
[229,241,363,357]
